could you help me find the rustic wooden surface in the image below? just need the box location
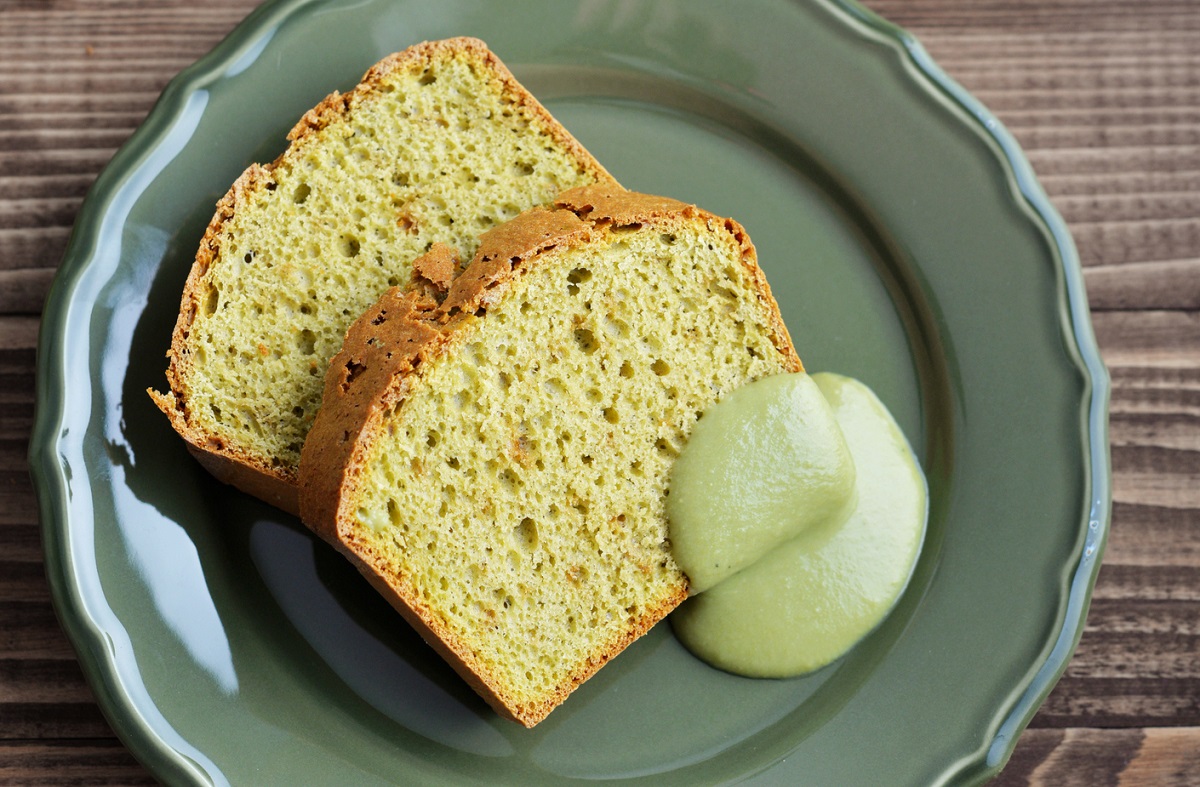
[1,0,1196,784]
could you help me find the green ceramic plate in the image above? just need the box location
[31,0,1110,784]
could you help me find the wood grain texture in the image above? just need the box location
[0,0,1196,784]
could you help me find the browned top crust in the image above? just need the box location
[409,242,459,300]
[298,182,802,545]
[553,183,690,224]
[148,37,617,514]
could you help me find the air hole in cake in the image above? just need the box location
[603,406,620,424]
[619,361,634,378]
[339,236,361,258]
[342,361,366,390]
[297,329,316,355]
[204,288,219,316]
[574,328,598,353]
[603,314,629,338]
[513,161,535,176]
[651,358,670,376]
[419,71,436,86]
[292,182,311,204]
[514,517,538,551]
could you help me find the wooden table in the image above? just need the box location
[2,0,1196,783]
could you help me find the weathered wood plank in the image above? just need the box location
[0,703,122,742]
[0,270,55,315]
[0,741,156,786]
[1104,503,1200,567]
[0,660,96,704]
[1086,260,1200,311]
[1094,311,1200,367]
[995,727,1200,787]
[1055,193,1200,225]
[0,318,38,351]
[0,603,76,661]
[0,562,52,605]
[0,174,98,201]
[1092,565,1200,602]
[1038,677,1200,727]
[1039,170,1200,199]
[0,523,42,564]
[1070,219,1200,268]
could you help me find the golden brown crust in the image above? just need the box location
[409,242,459,300]
[440,207,592,315]
[298,185,801,725]
[301,288,448,544]
[148,38,617,510]
[554,183,691,224]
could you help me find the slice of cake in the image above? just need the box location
[298,185,802,726]
[149,37,616,514]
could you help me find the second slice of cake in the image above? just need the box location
[298,185,802,726]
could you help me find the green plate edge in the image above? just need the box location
[27,0,1113,784]
[832,5,1112,783]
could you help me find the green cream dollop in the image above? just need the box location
[669,372,927,678]
[666,373,857,593]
